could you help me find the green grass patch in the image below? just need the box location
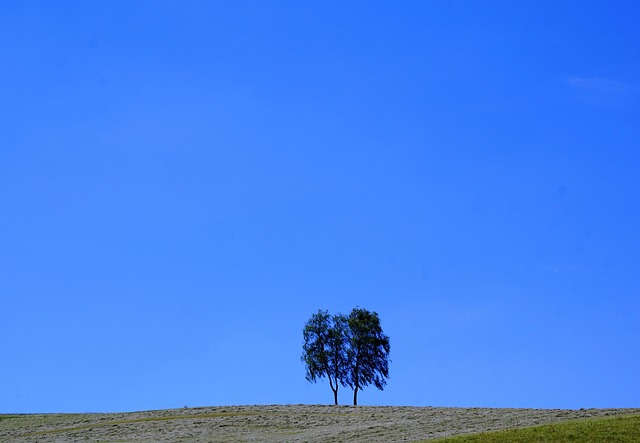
[427,413,640,443]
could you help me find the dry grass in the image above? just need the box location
[2,405,639,443]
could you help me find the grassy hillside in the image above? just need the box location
[2,406,639,442]
[430,413,640,443]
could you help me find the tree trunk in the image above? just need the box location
[329,378,339,405]
[353,386,358,406]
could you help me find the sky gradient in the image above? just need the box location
[2,1,639,413]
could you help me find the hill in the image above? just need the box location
[1,405,638,442]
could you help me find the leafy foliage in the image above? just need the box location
[301,310,350,405]
[345,307,391,405]
[302,307,390,405]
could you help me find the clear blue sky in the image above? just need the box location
[2,1,639,413]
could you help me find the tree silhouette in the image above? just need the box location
[345,307,391,406]
[302,307,390,405]
[301,310,350,405]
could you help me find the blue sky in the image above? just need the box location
[1,1,639,413]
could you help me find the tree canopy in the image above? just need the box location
[301,310,350,405]
[301,307,390,405]
[345,307,391,405]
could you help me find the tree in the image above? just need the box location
[301,310,350,405]
[345,307,391,406]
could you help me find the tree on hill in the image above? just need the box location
[345,307,391,405]
[301,307,390,405]
[301,310,350,405]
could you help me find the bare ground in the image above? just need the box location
[2,405,639,443]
